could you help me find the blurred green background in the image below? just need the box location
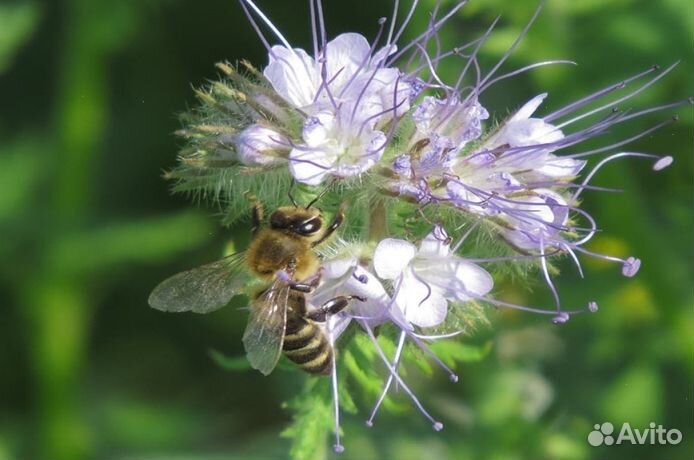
[0,0,691,459]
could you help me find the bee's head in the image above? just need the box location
[270,206,324,240]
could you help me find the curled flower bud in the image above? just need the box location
[234,124,288,166]
[412,95,489,149]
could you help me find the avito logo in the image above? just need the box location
[588,422,682,447]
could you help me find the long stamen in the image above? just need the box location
[390,0,421,48]
[544,65,660,122]
[366,331,407,427]
[480,60,576,93]
[456,16,499,93]
[407,332,459,382]
[316,0,327,50]
[616,98,693,122]
[328,328,344,453]
[555,62,679,129]
[386,0,401,46]
[476,1,544,91]
[451,219,481,253]
[573,152,672,200]
[340,17,390,100]
[572,247,641,277]
[474,294,596,323]
[539,237,561,313]
[389,0,468,64]
[309,0,319,58]
[243,0,293,49]
[237,0,275,56]
[406,35,485,77]
[567,117,677,160]
[564,244,585,278]
[361,321,444,431]
[415,43,454,91]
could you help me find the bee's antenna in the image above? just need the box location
[288,179,299,207]
[306,179,336,209]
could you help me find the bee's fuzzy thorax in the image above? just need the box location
[245,228,319,281]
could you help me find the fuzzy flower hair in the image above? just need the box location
[158,0,690,455]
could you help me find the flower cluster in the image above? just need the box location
[165,0,689,454]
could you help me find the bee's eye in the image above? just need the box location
[298,218,321,235]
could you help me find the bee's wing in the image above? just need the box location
[242,279,290,376]
[148,252,249,314]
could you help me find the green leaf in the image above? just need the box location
[0,2,40,73]
[208,349,250,372]
[45,211,215,274]
[599,364,663,426]
[282,380,331,460]
[429,340,493,368]
[0,136,47,221]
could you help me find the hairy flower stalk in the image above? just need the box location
[162,0,690,455]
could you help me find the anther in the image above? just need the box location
[588,301,599,313]
[622,257,641,277]
[433,422,444,431]
[653,156,673,171]
[552,312,570,324]
[353,273,368,284]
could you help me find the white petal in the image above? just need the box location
[264,46,318,109]
[535,155,586,178]
[345,266,389,301]
[511,93,547,121]
[395,271,448,328]
[288,147,333,185]
[413,255,493,302]
[373,238,416,279]
[500,189,570,251]
[321,258,357,279]
[327,312,352,341]
[324,33,371,89]
[312,264,391,329]
[302,111,335,146]
[499,118,564,147]
[371,43,397,65]
[451,261,494,300]
[418,226,451,258]
[331,129,386,178]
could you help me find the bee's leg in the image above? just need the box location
[307,295,365,323]
[245,192,263,236]
[279,259,321,293]
[311,203,345,248]
[288,274,321,293]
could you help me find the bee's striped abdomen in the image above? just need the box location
[283,317,332,375]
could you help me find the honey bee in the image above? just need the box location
[148,193,362,376]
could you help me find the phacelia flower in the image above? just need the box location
[374,225,493,328]
[160,0,689,455]
[258,22,415,184]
